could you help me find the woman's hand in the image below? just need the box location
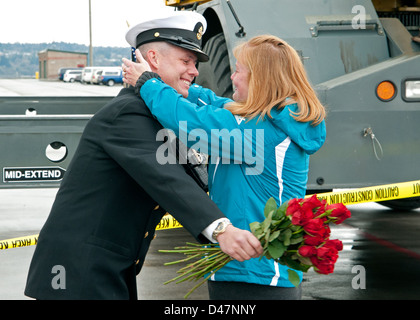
[122,49,151,87]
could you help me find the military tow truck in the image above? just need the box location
[165,0,420,210]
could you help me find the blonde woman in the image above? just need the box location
[123,35,326,300]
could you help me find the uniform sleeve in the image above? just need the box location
[140,79,259,164]
[101,101,225,242]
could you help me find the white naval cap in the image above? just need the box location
[125,11,209,62]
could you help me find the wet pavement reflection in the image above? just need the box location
[300,203,420,300]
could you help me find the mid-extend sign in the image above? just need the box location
[3,167,66,183]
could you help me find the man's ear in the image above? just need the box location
[145,50,159,71]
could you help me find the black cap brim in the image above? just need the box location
[135,27,209,62]
[167,41,209,62]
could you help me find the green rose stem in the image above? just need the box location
[159,243,232,298]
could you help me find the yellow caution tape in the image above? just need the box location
[0,234,38,251]
[308,180,420,205]
[1,180,419,250]
[155,214,183,230]
[0,214,181,251]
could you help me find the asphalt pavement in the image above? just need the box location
[0,79,122,96]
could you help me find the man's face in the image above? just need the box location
[154,45,199,98]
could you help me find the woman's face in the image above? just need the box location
[231,60,250,102]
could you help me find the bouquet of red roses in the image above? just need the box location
[255,195,351,283]
[160,195,351,298]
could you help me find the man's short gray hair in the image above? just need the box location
[138,41,172,61]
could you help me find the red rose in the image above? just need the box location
[303,218,323,234]
[327,203,351,224]
[314,205,326,218]
[307,241,340,274]
[285,198,315,226]
[316,246,338,264]
[301,195,324,211]
[303,234,325,246]
[286,198,301,216]
[298,245,317,257]
[310,256,335,274]
[303,219,330,239]
[324,239,343,251]
[290,208,314,226]
[302,194,322,208]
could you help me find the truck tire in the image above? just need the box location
[107,80,115,87]
[196,33,233,98]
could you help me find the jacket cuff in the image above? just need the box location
[134,71,160,97]
[201,218,231,243]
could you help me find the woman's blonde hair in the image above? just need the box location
[226,35,326,125]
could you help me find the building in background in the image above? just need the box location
[38,49,87,80]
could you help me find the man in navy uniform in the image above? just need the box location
[25,11,262,300]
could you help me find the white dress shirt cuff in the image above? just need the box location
[201,218,230,243]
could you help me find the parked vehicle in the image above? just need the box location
[91,69,103,84]
[74,74,82,83]
[63,70,82,83]
[91,67,122,85]
[99,68,123,86]
[82,67,111,84]
[58,67,82,81]
[81,67,94,84]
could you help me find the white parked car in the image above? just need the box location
[63,70,82,83]
[91,69,104,84]
[81,67,94,84]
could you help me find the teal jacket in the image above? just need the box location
[140,79,326,287]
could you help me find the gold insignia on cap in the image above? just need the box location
[154,32,160,38]
[197,26,203,40]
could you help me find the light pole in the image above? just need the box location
[89,0,93,66]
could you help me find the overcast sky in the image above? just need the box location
[0,0,173,47]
